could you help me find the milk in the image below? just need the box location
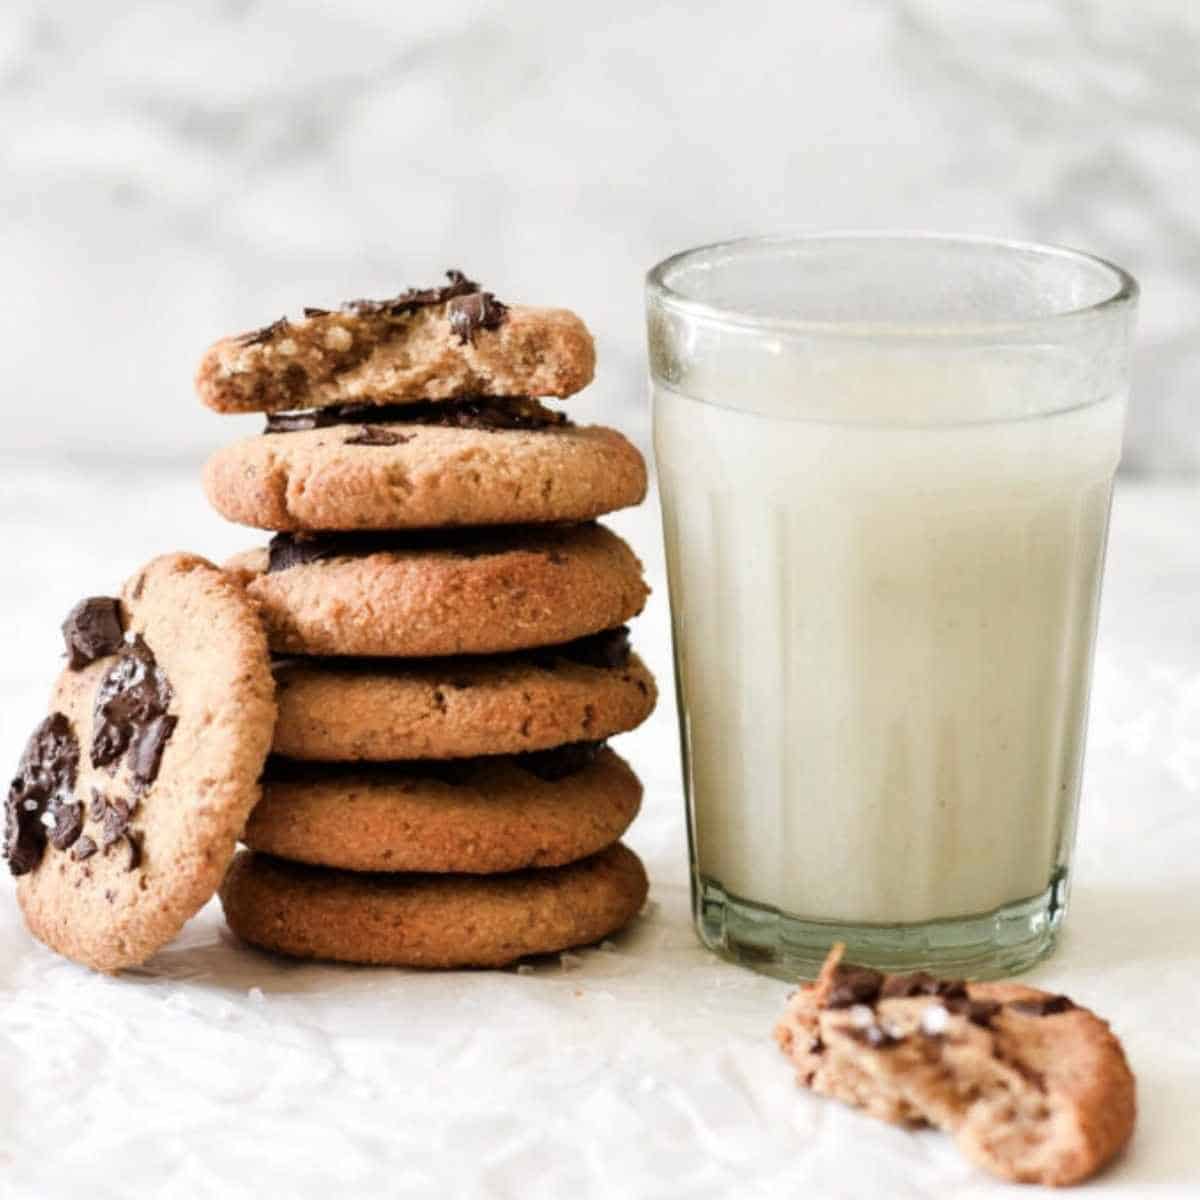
[655,356,1124,926]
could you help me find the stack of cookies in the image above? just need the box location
[197,272,657,968]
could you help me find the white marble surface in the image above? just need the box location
[1,465,1199,1197]
[1,0,1199,471]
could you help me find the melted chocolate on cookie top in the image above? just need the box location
[236,269,511,348]
[263,396,569,436]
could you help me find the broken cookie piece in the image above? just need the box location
[195,270,595,413]
[774,945,1136,1187]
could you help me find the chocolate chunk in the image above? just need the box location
[267,533,343,572]
[61,597,124,670]
[91,635,174,776]
[826,965,885,1009]
[302,306,331,318]
[264,410,326,433]
[47,800,83,851]
[263,396,567,436]
[72,835,97,862]
[124,830,143,872]
[342,269,479,318]
[5,712,80,876]
[519,740,603,782]
[88,788,107,823]
[266,528,509,574]
[100,798,131,849]
[944,995,1002,1028]
[344,425,413,447]
[447,291,509,344]
[880,972,968,1001]
[1009,994,1076,1017]
[129,714,179,793]
[560,627,631,669]
[849,1023,903,1050]
[237,316,289,346]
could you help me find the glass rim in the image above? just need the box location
[645,231,1138,338]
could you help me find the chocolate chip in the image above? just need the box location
[344,425,413,447]
[124,830,143,872]
[62,597,124,670]
[342,269,479,318]
[266,528,509,574]
[47,800,83,851]
[1009,994,1076,1017]
[826,966,885,1009]
[519,740,603,782]
[267,533,342,572]
[237,316,289,346]
[264,396,567,437]
[944,995,1002,1028]
[5,712,79,876]
[849,1024,903,1050]
[302,306,331,318]
[100,798,131,849]
[880,972,968,1001]
[129,714,179,793]
[88,788,107,823]
[91,636,174,778]
[264,410,324,433]
[446,291,509,344]
[72,835,97,862]
[560,627,631,669]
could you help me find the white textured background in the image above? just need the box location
[2,5,1200,1198]
[1,0,1199,470]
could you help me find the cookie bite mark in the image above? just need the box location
[196,271,594,413]
[774,946,1137,1186]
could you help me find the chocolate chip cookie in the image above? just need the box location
[225,524,650,658]
[220,841,648,968]
[196,271,595,412]
[774,945,1136,1186]
[270,629,656,760]
[7,555,276,972]
[245,744,640,873]
[202,416,646,532]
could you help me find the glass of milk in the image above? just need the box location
[646,234,1137,979]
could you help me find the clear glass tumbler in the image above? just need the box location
[646,234,1137,979]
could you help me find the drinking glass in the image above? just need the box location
[646,233,1138,978]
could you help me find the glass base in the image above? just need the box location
[694,871,1068,981]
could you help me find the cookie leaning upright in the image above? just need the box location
[6,555,276,972]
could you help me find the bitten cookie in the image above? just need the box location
[7,555,276,973]
[774,946,1136,1187]
[220,841,649,968]
[271,628,656,761]
[226,524,649,658]
[245,744,641,873]
[202,418,646,532]
[196,272,595,412]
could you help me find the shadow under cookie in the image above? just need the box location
[246,746,641,873]
[270,638,656,761]
[226,523,650,658]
